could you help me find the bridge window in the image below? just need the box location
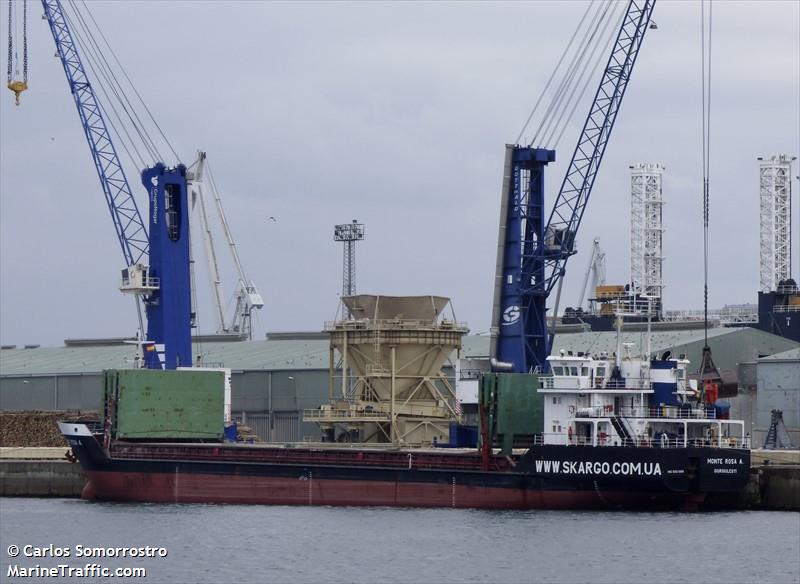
[553,366,564,375]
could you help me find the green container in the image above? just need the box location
[104,369,225,440]
[479,373,543,454]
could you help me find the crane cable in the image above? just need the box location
[551,4,625,149]
[516,0,621,148]
[6,0,27,105]
[78,0,180,166]
[696,0,723,393]
[701,0,713,347]
[516,0,600,145]
[539,0,619,148]
[64,7,157,166]
[532,0,611,147]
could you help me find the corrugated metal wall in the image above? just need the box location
[232,412,303,443]
[755,359,800,447]
[0,369,329,442]
[0,374,103,411]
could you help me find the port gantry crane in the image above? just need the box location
[41,0,191,369]
[491,0,656,373]
[576,238,606,312]
[188,151,264,340]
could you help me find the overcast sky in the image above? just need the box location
[1,0,798,347]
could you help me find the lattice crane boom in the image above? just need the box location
[538,0,655,297]
[42,0,149,267]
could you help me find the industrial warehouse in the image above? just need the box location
[1,323,797,446]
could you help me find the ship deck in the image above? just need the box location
[110,441,515,472]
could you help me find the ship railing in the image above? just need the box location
[61,419,103,435]
[540,376,652,391]
[774,304,800,313]
[616,406,717,420]
[302,408,390,421]
[530,433,748,449]
[566,406,718,419]
[663,306,759,324]
[194,361,226,369]
[459,368,485,380]
[324,318,470,332]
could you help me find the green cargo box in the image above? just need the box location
[104,369,224,440]
[480,373,543,454]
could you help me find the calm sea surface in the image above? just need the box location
[1,498,798,584]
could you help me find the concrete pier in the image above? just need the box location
[739,449,800,511]
[1,447,85,496]
[0,460,85,497]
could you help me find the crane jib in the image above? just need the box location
[42,0,149,268]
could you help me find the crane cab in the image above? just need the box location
[120,264,159,294]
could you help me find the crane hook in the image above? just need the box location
[7,80,27,106]
[6,0,28,105]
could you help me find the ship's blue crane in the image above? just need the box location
[491,0,656,373]
[40,0,192,369]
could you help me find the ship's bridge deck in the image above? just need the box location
[539,375,653,393]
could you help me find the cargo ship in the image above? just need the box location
[59,308,751,510]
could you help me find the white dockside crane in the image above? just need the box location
[187,151,264,340]
[577,238,606,311]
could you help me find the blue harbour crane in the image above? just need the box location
[39,0,192,369]
[491,0,656,373]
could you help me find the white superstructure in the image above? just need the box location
[538,349,746,449]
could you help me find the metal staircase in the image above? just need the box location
[763,409,793,449]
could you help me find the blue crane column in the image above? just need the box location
[141,165,193,369]
[492,146,555,374]
[492,0,656,373]
[42,0,192,369]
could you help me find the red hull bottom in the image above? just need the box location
[82,471,705,510]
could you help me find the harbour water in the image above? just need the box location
[1,498,798,583]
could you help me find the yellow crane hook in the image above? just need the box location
[7,0,29,105]
[7,80,28,106]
